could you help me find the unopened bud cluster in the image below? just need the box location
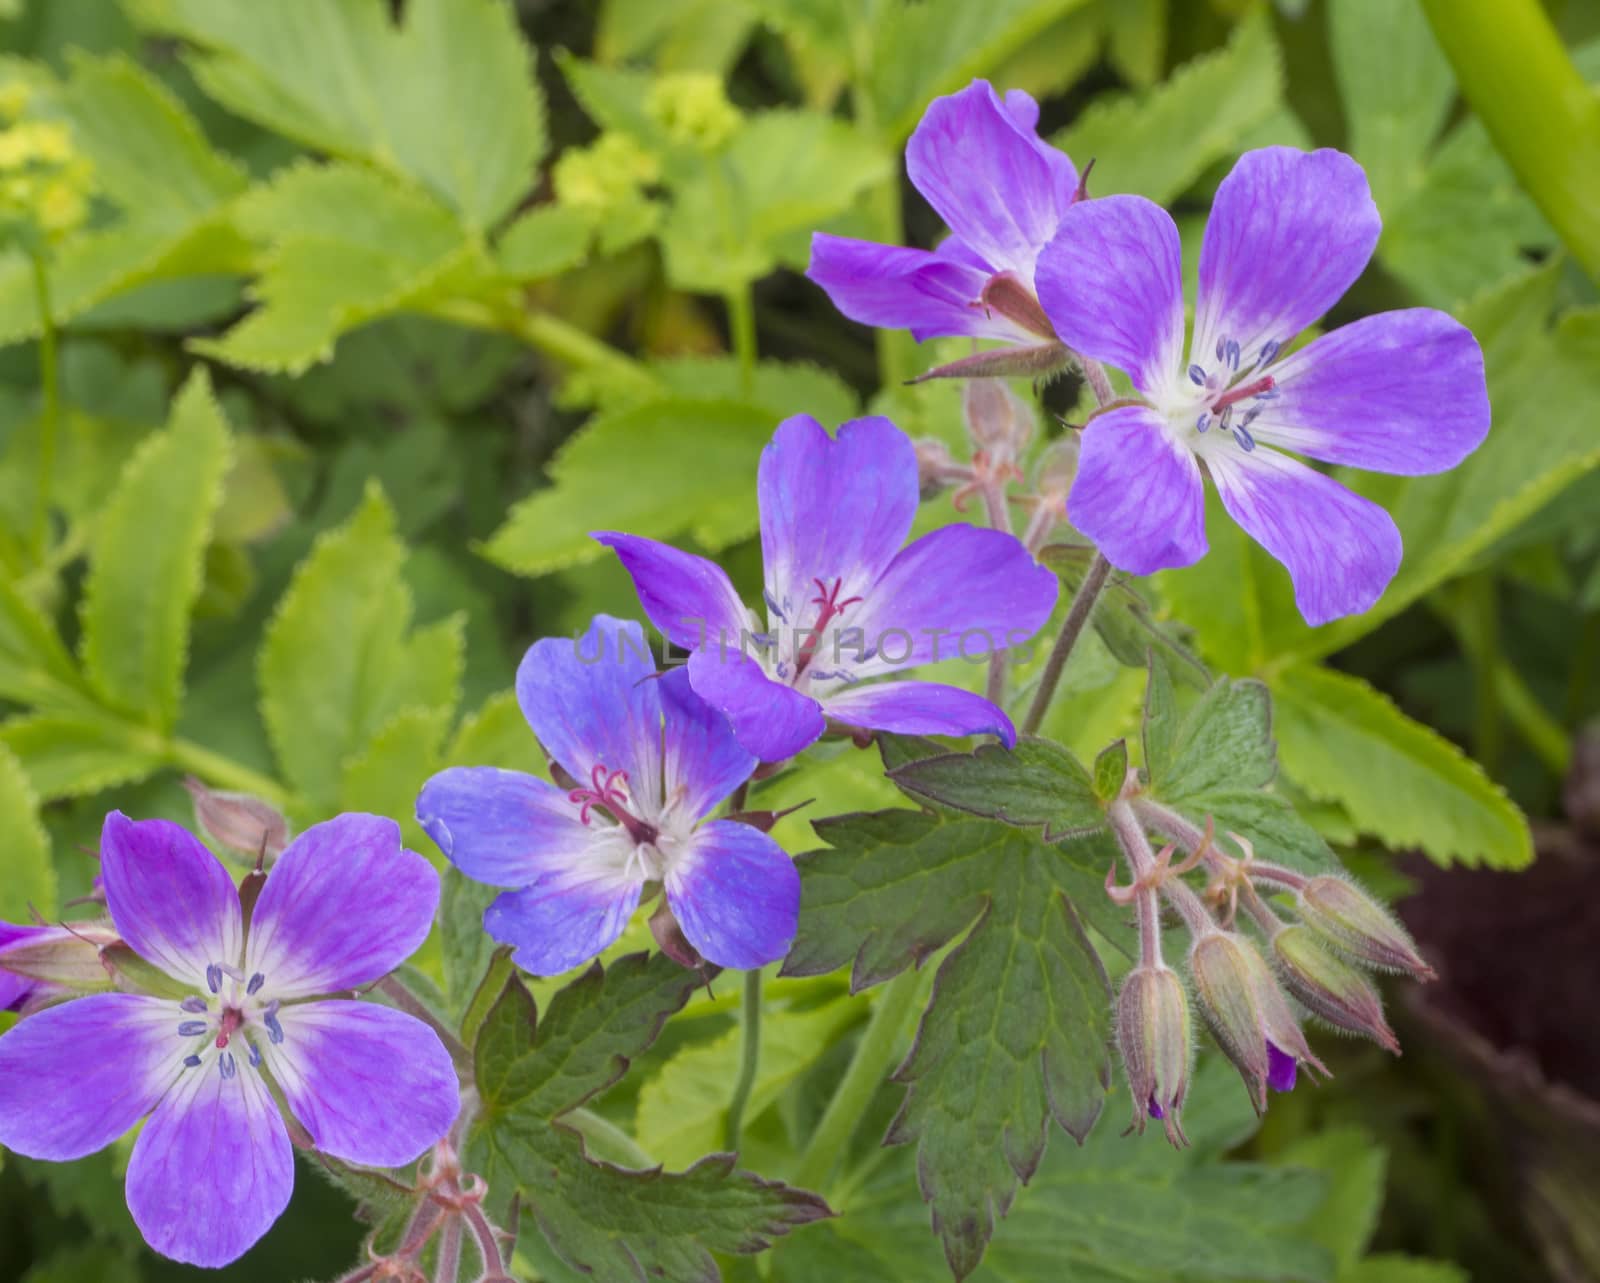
[646,73,742,151]
[0,77,93,243]
[1109,806,1433,1143]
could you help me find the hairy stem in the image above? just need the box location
[1133,798,1310,891]
[724,967,763,1150]
[1020,551,1112,735]
[433,1216,462,1283]
[1077,352,1115,407]
[794,966,923,1194]
[29,251,58,562]
[1106,800,1164,967]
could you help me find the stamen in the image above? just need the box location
[1210,373,1276,413]
[1195,413,1210,433]
[1215,336,1226,362]
[217,963,245,983]
[763,590,787,622]
[1187,364,1206,385]
[1232,425,1257,452]
[205,964,222,994]
[1224,339,1241,371]
[180,996,208,1014]
[1257,339,1280,365]
[1219,405,1234,430]
[177,1020,208,1037]
[218,1051,237,1080]
[183,1054,202,1068]
[264,1009,285,1045]
[248,1043,262,1070]
[246,972,265,996]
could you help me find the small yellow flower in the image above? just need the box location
[553,132,660,214]
[646,73,741,151]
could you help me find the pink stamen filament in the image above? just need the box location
[1210,373,1275,413]
[795,577,863,678]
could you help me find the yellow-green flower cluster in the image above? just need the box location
[0,79,93,242]
[552,131,660,214]
[646,73,741,151]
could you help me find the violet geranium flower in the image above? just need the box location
[0,812,458,1268]
[595,415,1058,763]
[416,616,799,976]
[1034,146,1491,625]
[808,80,1081,377]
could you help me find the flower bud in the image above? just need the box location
[1116,964,1191,1146]
[0,921,116,990]
[649,897,706,971]
[913,437,963,499]
[1034,436,1079,501]
[1189,931,1322,1112]
[646,72,742,150]
[182,776,290,864]
[1272,924,1398,1053]
[1296,875,1434,981]
[962,378,1034,458]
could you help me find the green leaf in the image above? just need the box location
[79,370,232,733]
[443,689,546,774]
[1145,677,1274,800]
[438,870,500,1019]
[258,484,461,816]
[0,742,55,919]
[1056,10,1282,204]
[781,810,1112,1277]
[129,0,545,228]
[888,738,1104,839]
[1039,545,1208,684]
[1092,738,1128,803]
[1104,0,1167,88]
[470,962,828,1281]
[338,702,456,852]
[1275,1126,1387,1270]
[635,996,862,1167]
[496,204,591,281]
[1272,665,1530,868]
[0,577,94,713]
[0,712,165,802]
[1344,1257,1468,1283]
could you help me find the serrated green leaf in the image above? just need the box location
[1056,10,1281,204]
[1103,0,1166,87]
[496,204,591,281]
[888,738,1105,840]
[439,870,500,1019]
[129,0,544,227]
[781,810,1112,1277]
[1156,789,1338,874]
[636,996,862,1167]
[0,712,164,802]
[443,690,546,774]
[258,484,461,816]
[1146,677,1274,801]
[1272,665,1530,868]
[338,703,455,852]
[0,742,55,919]
[0,577,93,713]
[1276,1126,1387,1270]
[79,370,231,732]
[1092,738,1128,802]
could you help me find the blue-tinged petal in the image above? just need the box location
[820,680,1017,747]
[592,533,748,651]
[1069,406,1207,575]
[665,820,798,971]
[244,813,438,1000]
[1267,1042,1299,1093]
[805,235,1029,342]
[100,812,242,989]
[126,1054,293,1268]
[906,79,1078,281]
[417,767,593,887]
[0,993,177,1160]
[0,971,30,1012]
[1036,194,1185,396]
[1206,445,1401,627]
[1193,148,1380,376]
[483,843,643,976]
[658,667,756,822]
[758,415,919,633]
[686,644,826,764]
[265,1000,457,1167]
[516,614,663,791]
[851,524,1058,674]
[1250,309,1490,474]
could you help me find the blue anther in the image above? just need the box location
[180,996,207,1014]
[177,1020,208,1037]
[264,1011,285,1045]
[1219,405,1235,429]
[1225,339,1241,370]
[775,661,790,680]
[246,972,265,996]
[183,1054,202,1068]
[1258,339,1280,364]
[1196,413,1210,433]
[205,964,222,994]
[1232,425,1257,452]
[1187,363,1206,385]
[1240,407,1262,428]
[218,1051,237,1080]
[762,590,787,622]
[1215,336,1226,361]
[1254,388,1280,400]
[248,1043,262,1069]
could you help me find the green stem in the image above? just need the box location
[793,967,922,1194]
[438,295,662,398]
[726,286,757,399]
[1021,551,1113,736]
[165,738,291,809]
[848,24,909,390]
[30,251,58,563]
[724,967,763,1150]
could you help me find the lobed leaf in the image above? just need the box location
[888,738,1104,840]
[0,742,56,919]
[0,712,165,802]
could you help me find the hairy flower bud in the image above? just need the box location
[1189,931,1323,1112]
[1272,924,1399,1053]
[913,437,963,499]
[1034,436,1080,501]
[1296,875,1434,980]
[1116,964,1191,1146]
[0,921,116,989]
[183,776,290,864]
[962,378,1034,459]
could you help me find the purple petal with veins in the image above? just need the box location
[1267,1042,1299,1093]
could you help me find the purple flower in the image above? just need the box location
[594,416,1058,763]
[808,80,1079,356]
[1034,146,1490,625]
[416,616,799,976]
[0,811,458,1268]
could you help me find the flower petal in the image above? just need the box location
[1194,148,1380,371]
[906,79,1078,280]
[245,813,438,1000]
[665,820,798,970]
[687,640,826,763]
[1207,446,1401,626]
[482,843,643,976]
[0,993,177,1159]
[1266,1042,1299,1093]
[1069,405,1207,575]
[1036,194,1185,395]
[516,614,663,790]
[0,971,31,1012]
[820,680,1016,747]
[852,524,1059,673]
[100,811,242,989]
[1249,309,1491,474]
[805,234,1028,342]
[126,1055,293,1268]
[658,667,756,821]
[592,533,748,651]
[417,767,593,887]
[759,415,919,630]
[265,1000,457,1167]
